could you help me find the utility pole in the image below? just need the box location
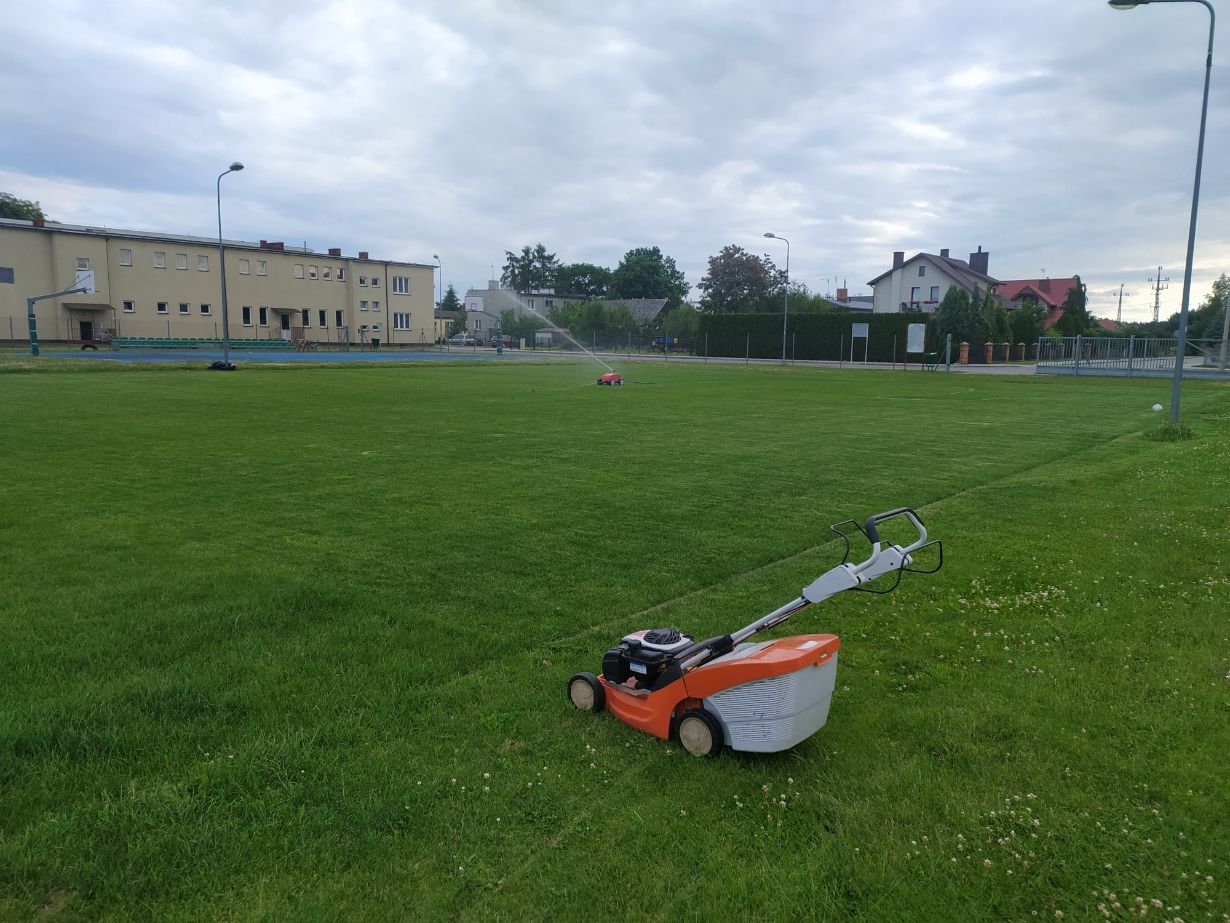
[1148,266,1169,324]
[1117,284,1124,324]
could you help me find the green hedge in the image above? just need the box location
[697,312,936,362]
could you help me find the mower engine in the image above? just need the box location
[602,628,693,690]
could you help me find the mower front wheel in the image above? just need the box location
[567,672,605,712]
[675,708,723,758]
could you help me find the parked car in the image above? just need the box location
[448,334,478,346]
[489,335,515,348]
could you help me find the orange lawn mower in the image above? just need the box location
[567,508,941,757]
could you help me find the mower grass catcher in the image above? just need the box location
[568,508,941,757]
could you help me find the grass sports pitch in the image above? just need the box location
[2,359,1227,920]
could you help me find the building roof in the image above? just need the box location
[998,276,1081,309]
[603,297,669,323]
[0,217,427,267]
[866,251,998,290]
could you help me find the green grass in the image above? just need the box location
[1,360,1227,921]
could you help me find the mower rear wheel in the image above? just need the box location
[675,708,723,757]
[567,672,605,712]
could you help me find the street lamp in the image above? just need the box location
[1109,0,1214,424]
[216,161,244,369]
[764,232,790,363]
[432,254,442,306]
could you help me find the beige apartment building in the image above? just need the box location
[0,218,436,347]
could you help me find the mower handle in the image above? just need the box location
[859,507,928,560]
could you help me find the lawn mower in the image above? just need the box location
[567,507,941,756]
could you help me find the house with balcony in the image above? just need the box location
[867,246,999,313]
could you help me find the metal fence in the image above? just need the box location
[1037,335,1230,379]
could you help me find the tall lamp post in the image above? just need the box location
[763,232,790,363]
[216,161,244,369]
[1110,0,1214,424]
[433,254,442,306]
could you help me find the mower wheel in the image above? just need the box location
[567,672,605,712]
[675,708,723,758]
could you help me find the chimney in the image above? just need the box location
[940,248,950,258]
[271,241,284,251]
[32,218,46,228]
[259,239,267,248]
[328,247,341,257]
[836,287,849,302]
[489,280,501,290]
[968,245,989,276]
[1039,278,1051,293]
[358,250,369,260]
[892,250,905,269]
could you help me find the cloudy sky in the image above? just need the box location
[2,0,1226,321]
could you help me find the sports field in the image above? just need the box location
[1,359,1227,921]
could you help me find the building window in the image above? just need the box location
[371,300,381,312]
[294,264,304,279]
[200,303,211,315]
[154,251,166,269]
[179,302,190,315]
[359,276,368,287]
[157,301,168,314]
[335,309,344,327]
[76,257,90,270]
[474,318,482,330]
[308,265,318,280]
[176,253,188,270]
[372,323,381,332]
[371,276,380,288]
[318,309,327,327]
[337,268,346,282]
[392,275,410,294]
[197,255,209,272]
[259,306,269,327]
[360,300,368,311]
[918,265,926,277]
[122,299,135,313]
[256,260,267,276]
[119,249,132,267]
[393,312,411,330]
[323,268,332,281]
[909,286,921,304]
[242,306,252,326]
[301,308,310,326]
[929,285,940,302]
[239,258,250,275]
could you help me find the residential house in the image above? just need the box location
[462,280,586,326]
[867,247,999,313]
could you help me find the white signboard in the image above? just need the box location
[850,322,869,339]
[74,269,95,293]
[907,323,926,353]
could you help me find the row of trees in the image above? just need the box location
[500,243,689,306]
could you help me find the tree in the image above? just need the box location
[697,244,785,313]
[500,308,539,343]
[439,284,462,313]
[0,192,45,221]
[663,303,699,341]
[1055,283,1096,336]
[555,262,611,298]
[501,243,559,293]
[1179,273,1229,340]
[1008,302,1047,344]
[933,286,977,345]
[608,246,689,306]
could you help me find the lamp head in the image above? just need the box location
[433,254,440,260]
[228,161,245,172]
[763,232,776,239]
[1108,1,1146,8]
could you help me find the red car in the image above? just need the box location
[598,372,623,386]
